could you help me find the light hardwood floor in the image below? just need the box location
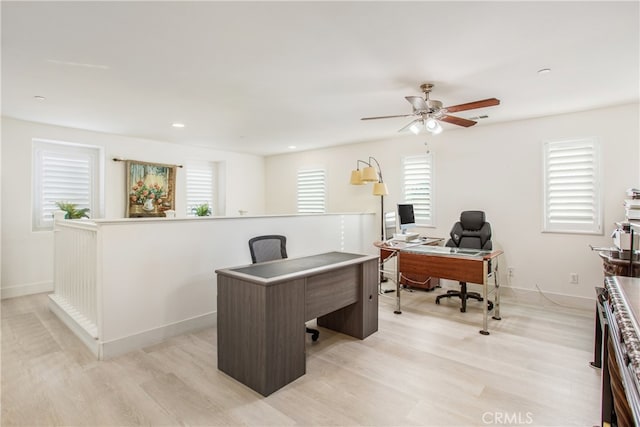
[1,286,600,426]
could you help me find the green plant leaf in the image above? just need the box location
[55,201,90,219]
[192,203,211,216]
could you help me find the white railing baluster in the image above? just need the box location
[52,215,99,338]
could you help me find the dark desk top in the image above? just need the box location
[216,251,377,284]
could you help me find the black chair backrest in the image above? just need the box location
[248,235,287,264]
[445,211,492,250]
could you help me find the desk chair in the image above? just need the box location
[248,235,320,341]
[435,211,494,313]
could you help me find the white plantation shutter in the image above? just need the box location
[543,138,601,234]
[297,169,326,213]
[402,154,434,226]
[186,162,217,216]
[33,140,100,231]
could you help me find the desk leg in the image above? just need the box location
[394,261,402,314]
[480,278,489,335]
[492,262,501,321]
[379,250,396,295]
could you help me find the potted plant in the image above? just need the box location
[55,201,90,219]
[192,203,212,217]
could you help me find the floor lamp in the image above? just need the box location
[349,157,392,293]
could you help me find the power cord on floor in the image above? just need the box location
[534,284,584,310]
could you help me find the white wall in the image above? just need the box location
[265,103,640,301]
[1,117,266,298]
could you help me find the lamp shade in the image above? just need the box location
[361,166,378,182]
[350,169,364,185]
[372,182,389,196]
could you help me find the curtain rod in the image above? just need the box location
[112,158,183,168]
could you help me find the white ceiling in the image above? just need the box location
[2,1,639,156]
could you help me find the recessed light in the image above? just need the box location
[288,145,297,149]
[172,123,185,128]
[34,95,46,101]
[537,68,551,75]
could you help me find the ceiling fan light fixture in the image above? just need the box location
[361,83,499,133]
[425,118,442,134]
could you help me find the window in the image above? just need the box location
[402,154,434,226]
[32,139,101,231]
[543,138,601,234]
[186,162,218,216]
[297,168,326,213]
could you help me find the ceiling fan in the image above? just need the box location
[361,83,500,134]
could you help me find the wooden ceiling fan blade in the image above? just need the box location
[361,114,413,121]
[444,98,500,113]
[405,96,428,111]
[439,115,477,127]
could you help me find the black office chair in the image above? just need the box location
[248,235,320,341]
[435,211,494,313]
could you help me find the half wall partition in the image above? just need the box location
[50,213,376,359]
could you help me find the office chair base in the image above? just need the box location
[435,290,493,313]
[306,327,320,342]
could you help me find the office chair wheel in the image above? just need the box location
[311,331,319,342]
[488,301,494,311]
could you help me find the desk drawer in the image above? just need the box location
[400,252,485,284]
[306,265,358,321]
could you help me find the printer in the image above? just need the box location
[591,222,639,261]
[612,222,637,252]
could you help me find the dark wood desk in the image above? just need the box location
[215,251,379,396]
[393,245,503,335]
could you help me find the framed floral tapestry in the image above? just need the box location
[125,160,176,218]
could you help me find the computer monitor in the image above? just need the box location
[397,204,415,234]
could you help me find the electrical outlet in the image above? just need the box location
[570,273,579,284]
[507,267,515,277]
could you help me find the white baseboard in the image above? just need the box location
[48,295,100,358]
[2,281,53,300]
[48,295,217,360]
[499,286,594,311]
[100,312,216,360]
[438,280,594,311]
